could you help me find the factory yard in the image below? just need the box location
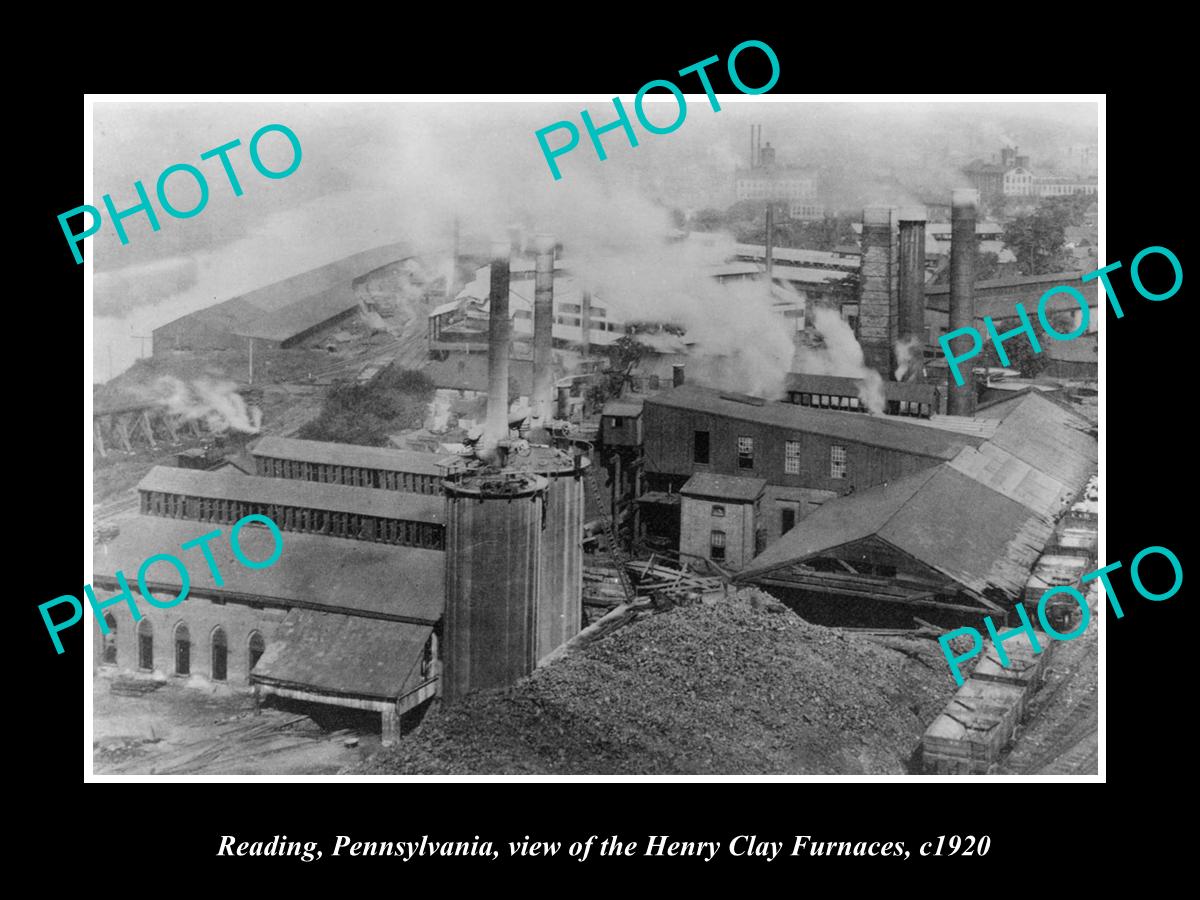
[355,591,961,775]
[93,680,378,775]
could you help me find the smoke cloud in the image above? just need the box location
[794,307,885,414]
[142,376,262,433]
[893,337,921,381]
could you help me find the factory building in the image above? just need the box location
[93,516,443,743]
[152,242,414,354]
[734,129,822,220]
[678,474,765,571]
[635,382,981,551]
[784,374,940,418]
[100,235,590,741]
[734,391,1096,626]
[137,467,446,549]
[251,435,463,494]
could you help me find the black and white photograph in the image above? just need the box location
[85,96,1101,778]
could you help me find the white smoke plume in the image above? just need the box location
[894,337,922,381]
[147,376,262,434]
[794,307,885,414]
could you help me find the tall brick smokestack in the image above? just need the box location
[897,206,927,381]
[485,241,512,443]
[947,189,978,416]
[858,207,898,380]
[530,234,556,439]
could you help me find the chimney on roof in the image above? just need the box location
[947,189,978,416]
[858,207,898,381]
[530,234,555,440]
[485,240,512,445]
[897,206,927,380]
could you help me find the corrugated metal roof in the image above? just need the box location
[739,465,1054,600]
[234,283,359,342]
[137,466,445,524]
[252,609,431,700]
[602,399,646,417]
[946,444,1072,519]
[647,384,979,460]
[733,244,859,265]
[740,469,936,576]
[156,242,413,339]
[681,473,767,502]
[251,436,457,476]
[93,515,443,622]
[980,393,1096,490]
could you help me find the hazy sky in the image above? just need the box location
[91,99,1098,381]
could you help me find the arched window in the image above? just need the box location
[102,613,118,665]
[211,627,228,681]
[137,619,154,671]
[248,631,265,674]
[174,623,191,676]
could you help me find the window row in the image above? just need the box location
[691,432,848,480]
[140,491,444,549]
[255,457,440,494]
[101,616,264,682]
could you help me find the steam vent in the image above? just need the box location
[442,471,549,703]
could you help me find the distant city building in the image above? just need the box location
[964,145,1098,207]
[733,133,822,220]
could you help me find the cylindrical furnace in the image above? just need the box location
[442,472,548,702]
[507,446,587,662]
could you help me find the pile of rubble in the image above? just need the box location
[356,590,959,775]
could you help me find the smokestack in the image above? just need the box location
[485,240,512,442]
[672,364,685,387]
[897,206,927,380]
[858,207,898,381]
[531,234,555,438]
[580,291,592,357]
[948,189,978,416]
[448,216,460,297]
[756,125,762,166]
[765,205,775,284]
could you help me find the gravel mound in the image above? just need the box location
[355,590,958,775]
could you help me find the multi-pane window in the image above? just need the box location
[710,530,727,561]
[783,440,802,475]
[694,430,710,465]
[737,436,754,469]
[830,444,848,480]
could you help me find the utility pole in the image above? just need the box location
[248,337,254,385]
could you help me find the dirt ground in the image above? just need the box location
[93,679,380,775]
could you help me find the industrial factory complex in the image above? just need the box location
[92,121,1099,775]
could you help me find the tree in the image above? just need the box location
[586,335,649,408]
[976,251,1002,282]
[1004,207,1070,275]
[298,365,434,446]
[690,208,726,232]
[980,329,1046,378]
